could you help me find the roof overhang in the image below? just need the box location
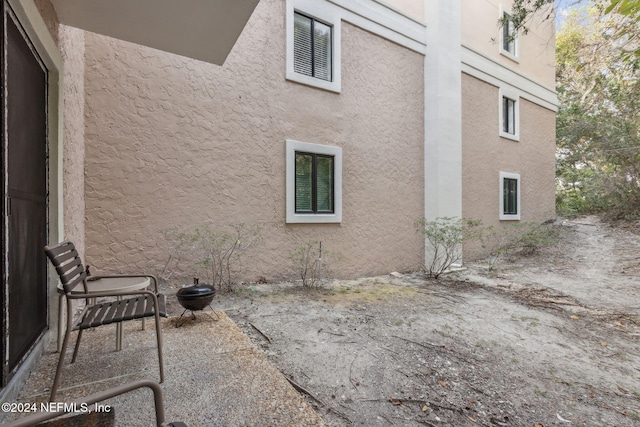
[49,0,260,65]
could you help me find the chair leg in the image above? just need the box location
[50,325,72,402]
[154,311,165,383]
[57,294,64,353]
[71,329,83,364]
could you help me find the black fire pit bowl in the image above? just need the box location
[175,278,218,327]
[176,283,216,311]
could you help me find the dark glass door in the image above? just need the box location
[1,4,48,384]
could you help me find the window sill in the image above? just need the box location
[499,214,520,221]
[286,70,341,93]
[286,213,342,224]
[499,49,520,63]
[499,131,520,141]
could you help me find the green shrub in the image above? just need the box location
[160,223,261,292]
[289,240,336,287]
[416,217,485,279]
[486,221,560,270]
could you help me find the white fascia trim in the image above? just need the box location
[286,0,426,92]
[499,87,520,141]
[328,0,426,53]
[286,140,343,224]
[499,171,521,220]
[461,45,559,112]
[499,4,520,63]
[287,0,426,60]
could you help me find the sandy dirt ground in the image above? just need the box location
[181,216,640,426]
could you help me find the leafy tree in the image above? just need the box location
[555,5,640,218]
[504,0,639,61]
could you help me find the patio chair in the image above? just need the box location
[1,379,186,427]
[45,240,167,402]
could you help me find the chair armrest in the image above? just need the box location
[87,274,159,292]
[67,289,161,300]
[1,379,182,427]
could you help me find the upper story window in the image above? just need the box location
[286,139,342,223]
[286,0,342,93]
[500,7,519,62]
[502,13,516,54]
[294,12,332,82]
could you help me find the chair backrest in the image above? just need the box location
[44,240,87,294]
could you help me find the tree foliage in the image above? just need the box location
[555,4,640,218]
[506,0,639,61]
[501,1,639,218]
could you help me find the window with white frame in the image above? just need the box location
[286,140,342,223]
[294,12,332,81]
[286,0,341,93]
[503,96,516,134]
[500,7,519,61]
[499,88,520,141]
[500,172,521,220]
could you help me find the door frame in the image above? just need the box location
[4,2,50,382]
[0,0,63,402]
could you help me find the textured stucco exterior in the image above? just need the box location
[34,1,85,257]
[30,0,85,346]
[461,0,555,89]
[57,24,86,257]
[83,0,425,281]
[461,73,556,257]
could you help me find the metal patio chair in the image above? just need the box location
[45,240,167,402]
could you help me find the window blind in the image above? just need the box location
[295,151,334,213]
[295,152,313,212]
[293,12,332,81]
[316,155,333,212]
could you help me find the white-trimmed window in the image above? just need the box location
[500,7,519,62]
[286,0,341,93]
[286,140,342,223]
[499,88,520,141]
[500,172,520,220]
[294,12,332,81]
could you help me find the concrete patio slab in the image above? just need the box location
[3,312,324,426]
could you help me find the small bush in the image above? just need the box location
[160,223,261,292]
[289,240,336,287]
[485,220,560,270]
[416,217,485,279]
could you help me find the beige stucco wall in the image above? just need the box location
[57,24,86,257]
[384,0,424,21]
[461,0,555,88]
[35,0,86,258]
[461,73,556,258]
[83,0,425,282]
